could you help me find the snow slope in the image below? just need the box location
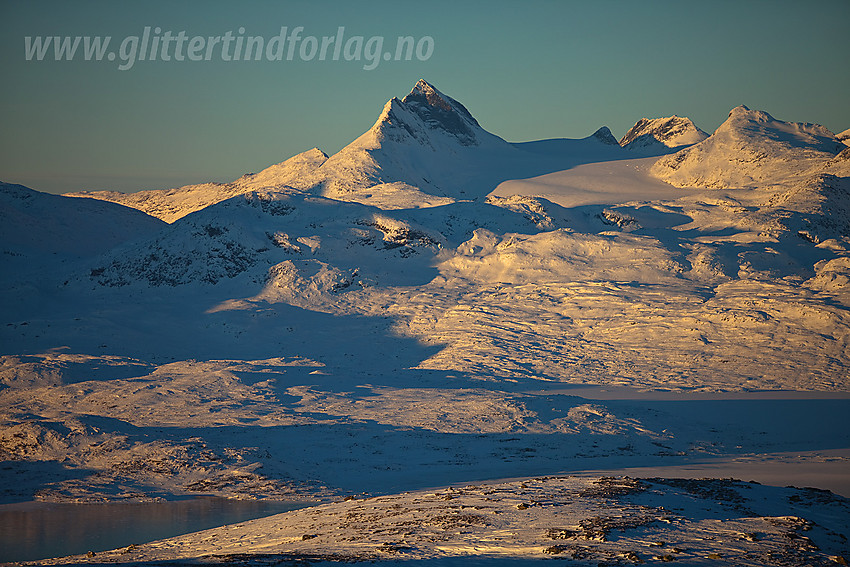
[652,105,847,189]
[491,156,698,207]
[66,149,329,223]
[0,182,166,288]
[0,182,164,259]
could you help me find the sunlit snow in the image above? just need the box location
[2,80,849,565]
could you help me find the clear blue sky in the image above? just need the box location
[1,0,848,194]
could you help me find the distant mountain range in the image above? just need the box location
[1,80,846,290]
[64,81,631,218]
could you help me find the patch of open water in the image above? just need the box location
[0,496,308,563]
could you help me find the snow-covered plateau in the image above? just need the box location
[1,80,848,565]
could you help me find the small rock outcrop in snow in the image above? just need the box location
[619,115,708,151]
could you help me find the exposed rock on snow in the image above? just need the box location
[395,79,484,146]
[619,116,709,151]
[592,126,620,145]
[81,191,452,290]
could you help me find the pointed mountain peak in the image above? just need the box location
[387,79,482,146]
[407,78,441,98]
[403,80,472,118]
[591,126,620,145]
[620,115,708,150]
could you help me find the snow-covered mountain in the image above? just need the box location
[838,127,850,146]
[619,115,709,152]
[66,148,329,223]
[67,80,627,217]
[289,80,628,208]
[81,188,576,296]
[590,125,620,145]
[290,79,516,205]
[0,181,165,280]
[83,191,441,290]
[652,105,847,189]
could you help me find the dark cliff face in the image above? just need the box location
[397,80,481,146]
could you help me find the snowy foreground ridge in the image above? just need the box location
[2,79,850,565]
[35,477,850,566]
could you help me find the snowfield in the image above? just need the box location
[1,80,849,565]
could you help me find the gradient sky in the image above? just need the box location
[1,0,848,194]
